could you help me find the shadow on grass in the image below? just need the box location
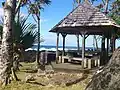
[66,74,89,86]
[27,81,46,86]
[25,69,37,73]
[20,69,37,73]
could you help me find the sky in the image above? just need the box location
[0,0,119,47]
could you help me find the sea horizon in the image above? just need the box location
[25,44,98,51]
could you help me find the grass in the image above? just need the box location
[0,62,92,90]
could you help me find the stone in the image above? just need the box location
[86,49,120,90]
[25,74,35,83]
[45,64,54,74]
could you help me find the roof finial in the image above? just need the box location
[77,0,80,4]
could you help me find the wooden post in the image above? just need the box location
[112,34,116,52]
[100,35,105,65]
[61,33,67,56]
[56,33,59,64]
[82,34,85,68]
[106,37,109,64]
[110,31,116,52]
[76,34,80,55]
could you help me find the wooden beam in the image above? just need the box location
[61,33,67,56]
[85,34,89,39]
[56,33,59,64]
[82,34,85,68]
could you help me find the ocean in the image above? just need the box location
[26,45,94,51]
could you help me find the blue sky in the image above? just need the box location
[0,0,119,47]
[40,0,102,47]
[39,0,119,48]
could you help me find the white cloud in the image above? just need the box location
[0,8,4,17]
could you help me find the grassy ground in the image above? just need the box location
[0,62,92,90]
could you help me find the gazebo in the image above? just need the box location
[49,2,120,68]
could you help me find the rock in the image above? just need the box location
[37,69,46,77]
[45,70,54,74]
[86,49,120,90]
[46,83,54,88]
[25,74,35,82]
[45,65,54,74]
[45,74,53,79]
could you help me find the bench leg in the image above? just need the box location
[58,56,62,63]
[84,59,87,68]
[94,59,97,67]
[97,59,100,67]
[88,59,92,69]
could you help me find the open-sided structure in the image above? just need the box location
[49,2,120,68]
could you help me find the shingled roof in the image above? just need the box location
[49,2,120,35]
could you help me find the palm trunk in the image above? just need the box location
[0,0,15,85]
[36,13,45,73]
[36,13,40,66]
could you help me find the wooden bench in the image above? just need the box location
[59,56,100,69]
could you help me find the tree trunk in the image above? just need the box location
[36,13,40,66]
[0,0,15,86]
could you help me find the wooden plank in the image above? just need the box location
[72,57,82,61]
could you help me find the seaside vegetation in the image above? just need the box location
[0,0,120,89]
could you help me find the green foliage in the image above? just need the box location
[110,0,120,25]
[14,17,37,50]
[28,0,51,15]
[0,17,37,50]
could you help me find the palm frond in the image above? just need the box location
[0,16,38,50]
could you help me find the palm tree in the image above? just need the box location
[28,0,51,71]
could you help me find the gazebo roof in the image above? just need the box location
[49,2,120,35]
